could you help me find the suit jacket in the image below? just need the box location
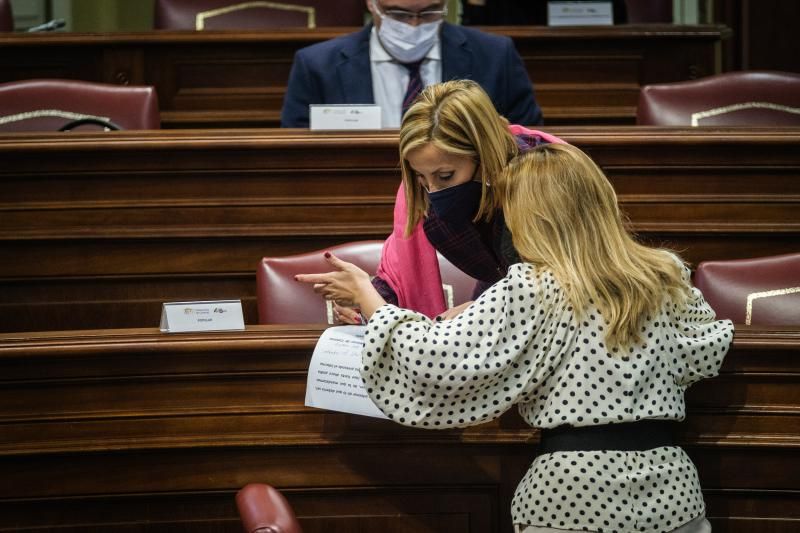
[280,23,543,128]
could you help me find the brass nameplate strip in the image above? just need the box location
[196,1,316,30]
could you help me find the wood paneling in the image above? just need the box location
[0,25,729,128]
[714,0,800,73]
[1,127,798,333]
[0,325,797,531]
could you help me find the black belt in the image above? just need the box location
[538,420,678,454]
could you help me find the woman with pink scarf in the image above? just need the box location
[338,80,562,322]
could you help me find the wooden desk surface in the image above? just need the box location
[0,325,797,532]
[1,127,798,332]
[0,25,730,127]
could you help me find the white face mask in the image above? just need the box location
[374,7,442,64]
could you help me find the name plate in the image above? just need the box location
[309,104,382,130]
[548,1,613,26]
[159,300,245,333]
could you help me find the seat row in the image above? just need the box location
[2,71,799,132]
[259,243,799,327]
[0,0,365,32]
[0,0,678,33]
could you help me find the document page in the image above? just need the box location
[305,325,389,419]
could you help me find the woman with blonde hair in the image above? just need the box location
[298,143,733,532]
[334,79,562,324]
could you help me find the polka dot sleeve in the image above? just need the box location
[671,263,734,387]
[361,264,560,429]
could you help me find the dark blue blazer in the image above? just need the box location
[280,23,543,128]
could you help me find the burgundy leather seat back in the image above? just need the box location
[0,79,160,132]
[154,0,364,30]
[257,240,478,324]
[637,71,800,126]
[693,253,800,325]
[625,0,672,23]
[236,484,303,533]
[257,241,383,324]
[0,0,12,32]
[437,251,481,310]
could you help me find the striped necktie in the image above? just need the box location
[401,60,424,119]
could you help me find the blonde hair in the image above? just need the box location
[501,143,690,350]
[399,80,519,236]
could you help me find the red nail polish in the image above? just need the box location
[324,252,331,258]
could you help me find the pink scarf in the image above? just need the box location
[375,126,565,317]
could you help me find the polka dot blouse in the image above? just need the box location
[361,259,734,532]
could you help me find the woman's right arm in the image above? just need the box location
[361,264,555,429]
[671,263,735,387]
[334,275,399,325]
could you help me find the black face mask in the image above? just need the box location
[427,180,482,223]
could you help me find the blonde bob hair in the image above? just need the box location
[501,143,691,350]
[399,80,519,236]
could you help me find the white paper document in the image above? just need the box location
[305,325,389,419]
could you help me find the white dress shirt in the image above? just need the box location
[369,27,442,128]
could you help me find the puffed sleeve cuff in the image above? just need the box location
[671,260,736,386]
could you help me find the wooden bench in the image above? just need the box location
[0,127,800,331]
[0,25,729,128]
[0,325,797,531]
[1,127,797,332]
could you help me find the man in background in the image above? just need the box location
[280,0,543,128]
